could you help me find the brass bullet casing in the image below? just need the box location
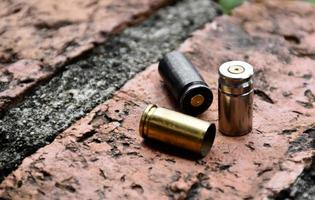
[218,61,254,136]
[139,104,216,157]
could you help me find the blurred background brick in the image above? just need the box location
[0,0,173,111]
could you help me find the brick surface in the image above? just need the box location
[0,0,172,111]
[0,0,219,182]
[1,0,315,199]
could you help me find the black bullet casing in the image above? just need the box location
[158,51,213,115]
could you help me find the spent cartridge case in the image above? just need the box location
[139,104,216,157]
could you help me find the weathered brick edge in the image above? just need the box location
[1,0,315,199]
[0,0,173,112]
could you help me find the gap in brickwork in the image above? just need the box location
[272,154,315,200]
[0,0,220,182]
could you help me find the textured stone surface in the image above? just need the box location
[0,0,170,64]
[274,156,315,200]
[0,0,220,183]
[0,0,173,111]
[1,0,314,199]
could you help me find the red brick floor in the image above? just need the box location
[0,0,172,111]
[1,0,315,199]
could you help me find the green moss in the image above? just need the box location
[218,0,245,14]
[218,0,314,14]
[305,0,315,4]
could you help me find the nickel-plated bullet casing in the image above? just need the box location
[139,104,216,157]
[158,52,213,116]
[218,61,254,136]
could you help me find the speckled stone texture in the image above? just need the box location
[0,0,315,199]
[0,0,173,111]
[0,0,220,184]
